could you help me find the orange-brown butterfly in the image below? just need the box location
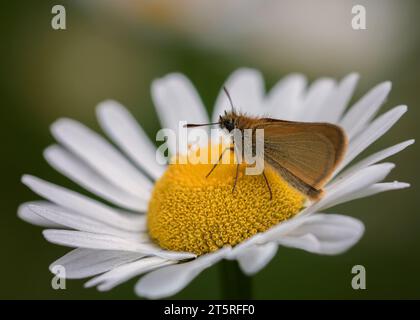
[186,87,348,201]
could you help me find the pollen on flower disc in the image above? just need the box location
[147,144,304,255]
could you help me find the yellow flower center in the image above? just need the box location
[147,144,304,255]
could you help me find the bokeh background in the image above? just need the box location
[1,0,419,299]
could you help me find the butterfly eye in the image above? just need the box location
[223,119,235,131]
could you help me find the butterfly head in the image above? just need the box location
[219,111,238,132]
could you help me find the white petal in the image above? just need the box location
[212,68,264,121]
[51,118,152,198]
[18,201,62,228]
[151,73,209,154]
[257,214,309,243]
[236,242,278,275]
[135,246,231,299]
[50,248,144,279]
[336,105,407,173]
[96,100,166,180]
[43,230,195,260]
[318,73,359,123]
[43,229,148,251]
[42,229,193,260]
[44,145,147,212]
[299,78,336,122]
[276,214,364,255]
[21,175,145,232]
[84,257,175,291]
[319,163,395,210]
[266,73,307,120]
[323,181,409,207]
[332,139,414,183]
[340,81,392,139]
[28,204,146,241]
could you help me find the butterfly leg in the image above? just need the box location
[232,163,240,194]
[262,170,273,200]
[206,146,235,178]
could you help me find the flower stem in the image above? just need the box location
[219,260,252,299]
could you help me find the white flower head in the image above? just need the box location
[19,68,413,299]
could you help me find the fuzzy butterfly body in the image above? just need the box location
[218,111,348,199]
[186,88,348,200]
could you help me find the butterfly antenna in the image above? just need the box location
[223,86,235,113]
[184,122,219,128]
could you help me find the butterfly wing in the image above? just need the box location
[255,119,347,199]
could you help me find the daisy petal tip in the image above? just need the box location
[285,72,306,79]
[48,262,59,274]
[96,99,120,109]
[150,79,167,100]
[238,266,255,276]
[236,243,278,275]
[340,72,359,87]
[50,117,71,131]
[42,229,58,244]
[340,218,365,253]
[43,144,59,158]
[95,99,125,121]
[83,281,95,289]
[83,276,105,289]
[134,280,174,300]
[323,223,365,255]
[380,162,396,171]
[231,67,261,76]
[16,203,29,220]
[16,202,25,213]
[21,174,35,186]
[164,72,189,82]
[152,72,188,89]
[42,229,51,238]
[230,68,263,85]
[134,284,151,299]
[95,99,122,116]
[355,218,365,234]
[373,80,391,95]
[347,72,360,79]
[383,80,392,90]
[370,80,392,96]
[50,118,77,140]
[275,73,307,90]
[396,104,408,114]
[393,181,410,188]
[97,284,111,292]
[397,139,415,150]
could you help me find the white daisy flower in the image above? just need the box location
[19,68,413,299]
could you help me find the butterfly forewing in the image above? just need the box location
[256,119,347,198]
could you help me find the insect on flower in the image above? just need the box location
[186,87,348,200]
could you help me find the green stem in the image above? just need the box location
[219,260,252,299]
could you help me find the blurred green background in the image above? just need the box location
[1,0,419,299]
